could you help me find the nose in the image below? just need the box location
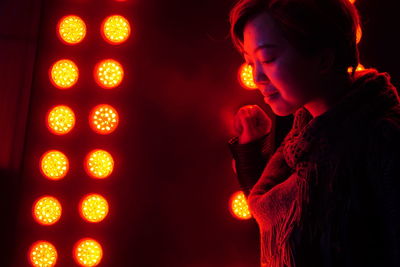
[252,63,269,85]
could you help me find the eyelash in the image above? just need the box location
[246,59,275,67]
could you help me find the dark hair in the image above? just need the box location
[229,0,361,77]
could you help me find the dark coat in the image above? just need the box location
[228,69,400,267]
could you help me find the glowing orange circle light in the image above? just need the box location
[50,59,79,89]
[74,238,103,267]
[101,15,131,44]
[57,15,86,45]
[238,63,257,90]
[229,191,252,220]
[348,63,365,74]
[85,149,114,179]
[89,104,119,134]
[79,194,109,223]
[356,25,362,44]
[33,196,62,225]
[40,150,69,180]
[47,105,75,135]
[29,241,58,267]
[94,59,124,89]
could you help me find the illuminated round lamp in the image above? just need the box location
[355,64,365,71]
[89,104,119,134]
[40,150,69,180]
[238,63,257,90]
[229,191,252,220]
[101,15,131,44]
[347,63,365,74]
[29,241,58,267]
[349,0,356,4]
[57,15,86,45]
[46,105,75,135]
[94,59,124,89]
[79,193,109,223]
[73,238,103,267]
[49,59,79,89]
[84,149,114,179]
[32,196,62,225]
[356,25,362,44]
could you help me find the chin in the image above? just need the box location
[270,104,298,117]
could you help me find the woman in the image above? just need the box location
[227,0,400,266]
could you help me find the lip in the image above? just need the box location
[259,85,278,97]
[264,92,279,102]
[263,91,279,97]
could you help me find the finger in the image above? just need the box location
[237,105,259,131]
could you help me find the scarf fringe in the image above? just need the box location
[260,162,314,267]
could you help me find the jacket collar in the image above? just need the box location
[283,68,400,169]
[295,68,399,136]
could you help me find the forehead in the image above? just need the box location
[242,12,286,54]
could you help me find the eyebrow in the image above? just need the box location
[243,44,278,55]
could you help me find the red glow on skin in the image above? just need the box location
[243,12,353,118]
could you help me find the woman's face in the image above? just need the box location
[242,12,324,116]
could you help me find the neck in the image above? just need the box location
[304,73,352,118]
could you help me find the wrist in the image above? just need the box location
[238,131,271,145]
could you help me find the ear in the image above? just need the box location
[318,47,335,74]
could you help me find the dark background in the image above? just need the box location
[0,0,399,266]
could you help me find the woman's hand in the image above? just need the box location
[233,105,272,144]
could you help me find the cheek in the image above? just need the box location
[271,58,317,103]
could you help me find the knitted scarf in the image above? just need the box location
[265,68,400,267]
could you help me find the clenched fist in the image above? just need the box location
[233,105,272,144]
